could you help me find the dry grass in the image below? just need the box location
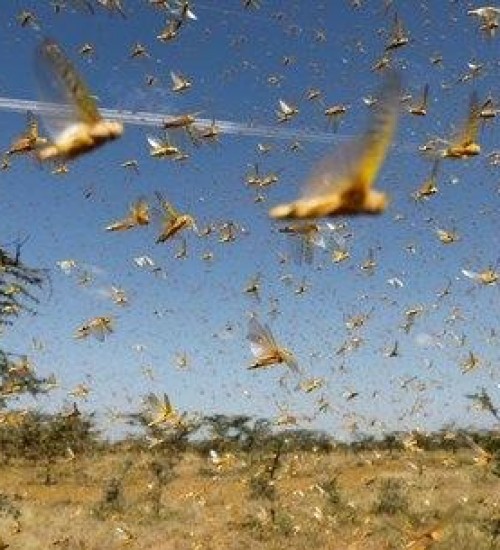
[0,446,498,549]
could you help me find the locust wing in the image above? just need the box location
[270,72,401,219]
[247,316,278,358]
[155,191,180,221]
[35,38,101,141]
[450,91,481,148]
[309,72,400,199]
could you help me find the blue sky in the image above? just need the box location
[0,1,499,439]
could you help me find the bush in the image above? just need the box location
[319,476,343,507]
[373,477,408,515]
[249,474,276,501]
[0,409,98,462]
[0,492,21,522]
[93,477,125,519]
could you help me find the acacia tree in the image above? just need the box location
[0,243,52,404]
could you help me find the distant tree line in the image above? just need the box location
[1,402,499,464]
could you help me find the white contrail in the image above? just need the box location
[0,96,342,144]
[0,96,418,152]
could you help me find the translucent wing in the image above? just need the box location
[57,259,78,274]
[89,318,112,341]
[69,0,95,14]
[283,351,299,373]
[155,191,179,220]
[146,392,175,425]
[279,100,291,113]
[90,323,107,342]
[280,223,323,264]
[387,277,404,288]
[161,392,173,414]
[317,223,348,253]
[131,198,149,223]
[147,136,161,149]
[151,392,172,412]
[340,71,400,190]
[170,71,188,90]
[170,71,181,85]
[35,38,101,139]
[422,83,429,106]
[310,232,326,249]
[144,392,161,410]
[168,1,196,20]
[301,140,359,200]
[74,325,90,339]
[301,238,315,265]
[96,0,127,18]
[462,269,479,280]
[303,72,401,199]
[249,341,267,357]
[247,316,277,356]
[26,111,39,140]
[134,255,155,268]
[289,233,315,265]
[107,198,149,231]
[452,92,480,147]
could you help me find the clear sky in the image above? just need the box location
[0,1,499,439]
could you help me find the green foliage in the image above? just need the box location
[491,456,500,478]
[248,440,284,505]
[123,405,203,455]
[272,510,294,537]
[0,352,55,407]
[198,414,272,453]
[0,409,98,462]
[0,244,46,327]
[93,477,125,519]
[373,477,409,516]
[0,492,21,522]
[146,457,180,518]
[476,432,500,455]
[319,476,343,507]
[150,458,177,485]
[239,513,269,540]
[318,476,358,525]
[93,458,132,520]
[435,523,496,549]
[480,516,500,541]
[193,415,333,459]
[0,244,52,409]
[249,474,277,501]
[380,433,402,453]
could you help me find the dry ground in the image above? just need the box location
[0,447,499,550]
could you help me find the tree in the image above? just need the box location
[0,243,53,405]
[0,244,45,325]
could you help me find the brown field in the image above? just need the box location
[0,444,499,550]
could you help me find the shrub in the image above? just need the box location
[373,477,408,515]
[0,409,98,462]
[93,477,125,519]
